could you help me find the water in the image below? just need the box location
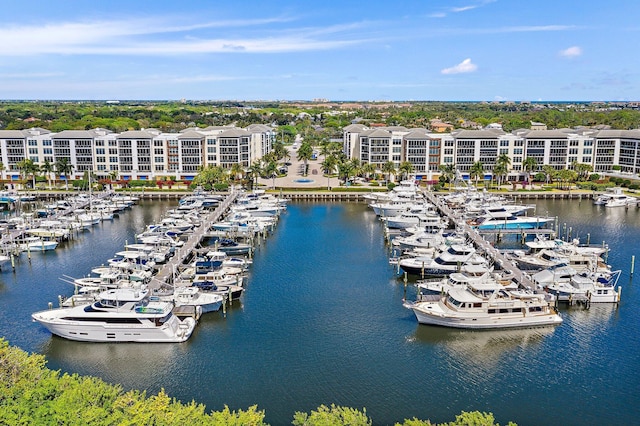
[1,199,639,425]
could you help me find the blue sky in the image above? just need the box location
[0,0,636,101]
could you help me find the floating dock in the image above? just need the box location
[422,190,538,290]
[150,190,240,288]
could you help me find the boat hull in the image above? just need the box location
[32,311,196,342]
[408,302,562,329]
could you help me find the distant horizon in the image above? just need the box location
[2,99,638,104]
[1,1,638,101]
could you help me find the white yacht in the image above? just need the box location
[32,288,197,342]
[415,264,516,298]
[533,264,622,303]
[383,206,443,230]
[605,193,637,208]
[594,187,637,207]
[398,243,487,276]
[510,247,609,273]
[404,281,562,329]
[469,210,554,230]
[18,236,59,252]
[161,286,224,314]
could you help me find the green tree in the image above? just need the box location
[398,161,415,181]
[40,159,54,190]
[297,142,314,176]
[541,165,557,186]
[439,163,456,190]
[522,157,538,189]
[16,158,39,190]
[193,165,227,190]
[321,155,338,176]
[362,162,377,181]
[382,161,397,184]
[469,161,485,188]
[338,161,355,185]
[557,168,578,190]
[230,163,244,182]
[247,161,263,190]
[55,158,75,190]
[293,404,372,426]
[263,160,278,189]
[572,162,593,181]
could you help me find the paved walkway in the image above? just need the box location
[257,147,341,189]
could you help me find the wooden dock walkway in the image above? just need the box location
[0,191,113,248]
[423,190,538,291]
[150,190,240,288]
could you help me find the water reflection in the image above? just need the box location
[410,325,556,368]
[41,336,190,390]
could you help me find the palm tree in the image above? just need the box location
[572,162,593,181]
[557,168,578,190]
[17,159,39,190]
[350,159,362,181]
[0,161,5,186]
[541,165,556,186]
[107,170,119,190]
[40,159,54,190]
[496,153,511,169]
[398,161,415,181]
[439,163,456,190]
[382,161,396,184]
[296,142,314,176]
[362,163,377,181]
[56,158,75,191]
[494,154,511,188]
[319,140,332,161]
[321,155,338,176]
[247,161,262,190]
[230,163,244,183]
[493,162,507,189]
[469,161,485,188]
[522,157,538,189]
[263,161,278,189]
[337,161,354,185]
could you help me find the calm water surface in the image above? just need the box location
[1,198,639,425]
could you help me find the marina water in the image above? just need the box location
[1,198,639,425]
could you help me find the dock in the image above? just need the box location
[422,190,538,291]
[0,191,113,250]
[150,190,240,288]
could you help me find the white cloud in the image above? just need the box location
[559,46,582,58]
[429,0,496,18]
[451,5,478,13]
[0,17,368,56]
[441,58,478,75]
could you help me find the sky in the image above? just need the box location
[0,0,637,101]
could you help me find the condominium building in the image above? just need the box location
[0,125,275,183]
[342,125,640,180]
[1,122,639,185]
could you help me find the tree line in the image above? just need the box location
[0,339,516,425]
[2,101,640,135]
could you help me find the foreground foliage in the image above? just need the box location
[0,339,516,425]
